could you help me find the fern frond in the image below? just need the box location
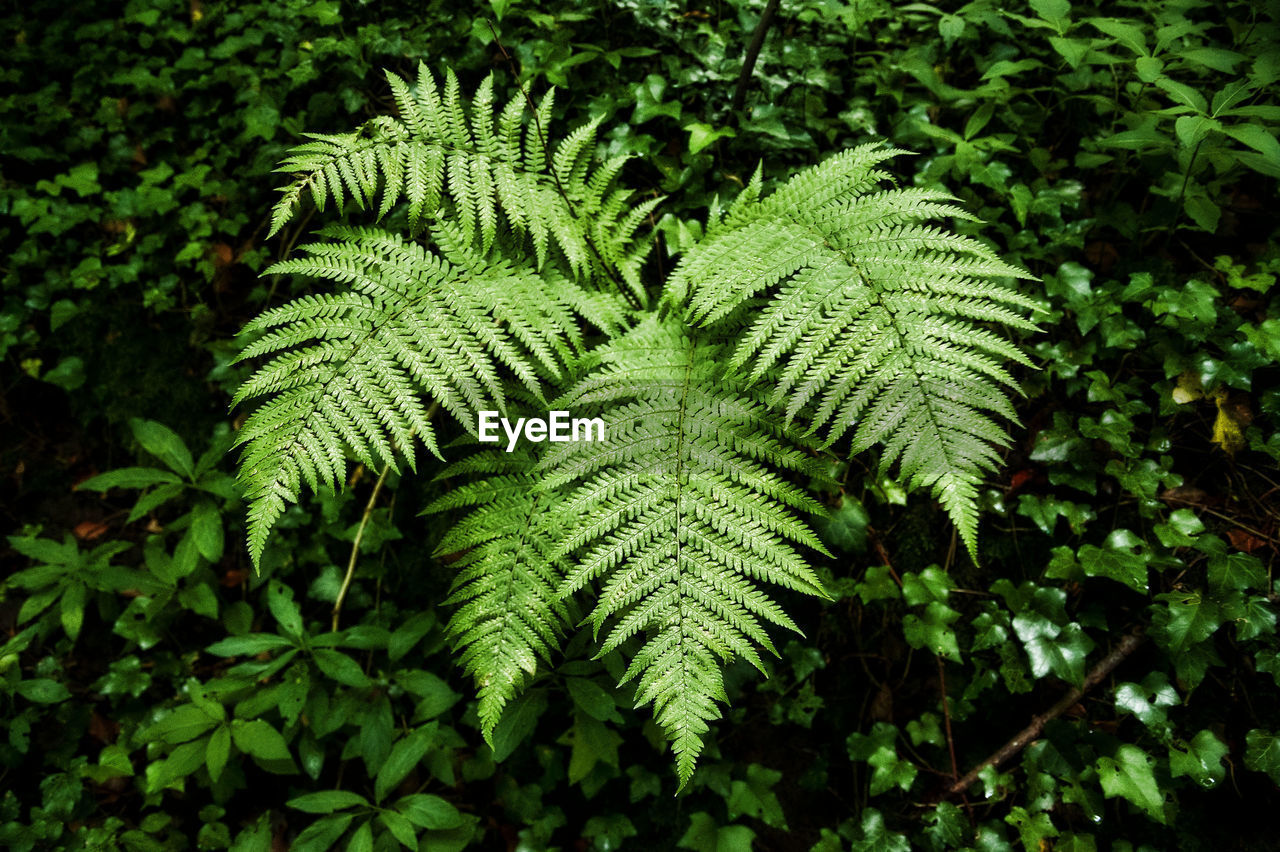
[669,143,1038,556]
[540,315,830,787]
[267,64,657,297]
[423,445,568,741]
[233,225,581,568]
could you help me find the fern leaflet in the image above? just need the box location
[539,315,831,787]
[268,64,658,302]
[670,143,1039,555]
[423,445,569,741]
[233,224,583,567]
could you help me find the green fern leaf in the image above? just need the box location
[233,225,581,568]
[267,64,655,297]
[540,315,831,787]
[424,445,569,742]
[670,143,1038,556]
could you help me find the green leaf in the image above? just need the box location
[378,811,419,849]
[1077,530,1149,592]
[190,500,225,563]
[566,677,620,723]
[847,722,917,795]
[1244,729,1280,783]
[59,581,86,641]
[375,726,437,803]
[1012,615,1094,685]
[1006,807,1059,850]
[726,764,788,830]
[388,611,435,661]
[130,418,195,479]
[1208,553,1267,592]
[855,565,901,604]
[396,794,463,830]
[817,496,869,553]
[146,739,208,792]
[206,725,231,782]
[1088,17,1148,55]
[1150,590,1226,655]
[1114,674,1178,735]
[1155,77,1207,113]
[15,678,72,704]
[287,790,370,814]
[1183,194,1220,232]
[291,815,354,852]
[77,467,183,491]
[1095,744,1169,823]
[1174,115,1219,149]
[267,580,304,637]
[564,714,623,784]
[312,648,372,687]
[231,719,292,762]
[678,812,755,852]
[685,122,735,155]
[144,704,220,744]
[1168,729,1227,788]
[206,634,297,656]
[347,820,373,852]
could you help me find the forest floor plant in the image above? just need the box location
[234,64,1037,787]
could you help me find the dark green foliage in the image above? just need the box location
[2,0,1279,850]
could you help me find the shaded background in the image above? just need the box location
[2,1,1278,849]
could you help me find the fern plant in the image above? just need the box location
[233,64,1036,786]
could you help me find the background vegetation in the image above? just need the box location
[2,0,1278,849]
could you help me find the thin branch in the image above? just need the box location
[941,630,1147,800]
[731,0,781,112]
[331,402,439,632]
[332,463,392,632]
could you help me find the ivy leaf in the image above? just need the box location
[677,812,755,852]
[1095,745,1170,824]
[1168,729,1228,788]
[847,809,911,852]
[1114,673,1179,736]
[1245,729,1280,783]
[1207,553,1266,592]
[847,723,917,795]
[1150,590,1226,655]
[1006,806,1059,850]
[726,764,788,830]
[1077,530,1149,592]
[1012,615,1094,685]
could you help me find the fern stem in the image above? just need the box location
[331,401,440,631]
[731,0,781,112]
[332,463,391,633]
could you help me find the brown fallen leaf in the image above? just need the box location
[1227,528,1268,553]
[74,520,110,541]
